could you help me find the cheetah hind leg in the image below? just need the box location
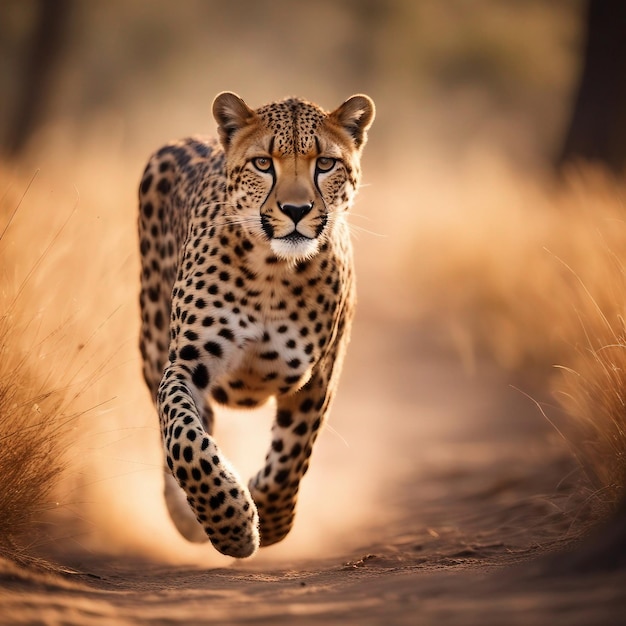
[163,470,209,542]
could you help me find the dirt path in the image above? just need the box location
[1,320,625,625]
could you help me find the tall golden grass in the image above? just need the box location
[0,174,70,562]
[0,160,141,564]
[409,163,626,509]
[0,343,66,561]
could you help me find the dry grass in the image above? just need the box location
[0,181,70,561]
[408,163,626,508]
[0,338,67,560]
[0,160,130,564]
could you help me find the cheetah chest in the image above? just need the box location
[213,324,318,408]
[174,228,350,409]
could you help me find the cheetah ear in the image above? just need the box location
[329,94,375,149]
[212,92,255,150]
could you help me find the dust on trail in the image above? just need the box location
[2,319,625,626]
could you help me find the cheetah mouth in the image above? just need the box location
[270,231,320,261]
[278,231,313,243]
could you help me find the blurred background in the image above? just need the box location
[2,1,625,309]
[1,0,611,168]
[2,0,626,569]
[3,0,625,321]
[2,0,625,170]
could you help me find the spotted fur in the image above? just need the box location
[138,92,375,558]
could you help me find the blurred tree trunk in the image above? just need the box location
[4,0,72,157]
[558,0,626,174]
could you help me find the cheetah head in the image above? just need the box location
[213,92,375,262]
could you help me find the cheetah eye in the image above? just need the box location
[252,157,273,172]
[316,157,337,172]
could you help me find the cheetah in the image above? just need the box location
[138,92,375,558]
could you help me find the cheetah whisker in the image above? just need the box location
[347,222,386,239]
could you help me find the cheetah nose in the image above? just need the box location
[278,202,313,225]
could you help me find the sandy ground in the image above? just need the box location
[1,319,626,625]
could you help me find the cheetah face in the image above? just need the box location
[213,92,375,262]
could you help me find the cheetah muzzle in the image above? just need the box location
[138,91,375,558]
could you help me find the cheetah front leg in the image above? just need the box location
[162,405,215,543]
[248,369,333,546]
[158,365,260,558]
